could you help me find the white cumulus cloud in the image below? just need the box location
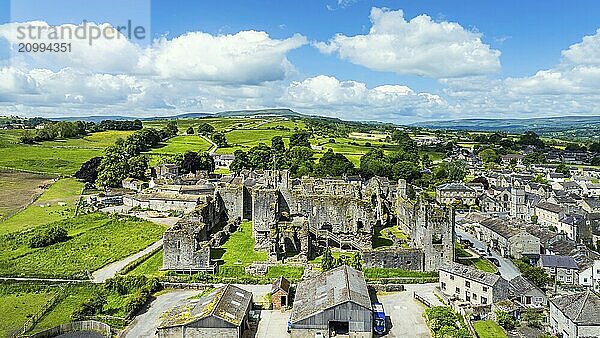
[315,7,501,78]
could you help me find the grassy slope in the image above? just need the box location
[0,178,83,235]
[127,249,164,277]
[0,290,52,337]
[0,130,131,175]
[0,213,166,279]
[149,135,212,155]
[473,320,507,338]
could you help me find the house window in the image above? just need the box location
[482,286,488,292]
[450,275,455,280]
[472,293,477,300]
[465,281,470,288]
[441,282,447,290]
[481,297,488,304]
[455,287,461,295]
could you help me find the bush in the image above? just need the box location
[71,292,107,320]
[496,310,517,330]
[29,226,69,248]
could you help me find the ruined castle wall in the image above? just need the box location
[362,248,424,271]
[217,184,245,222]
[163,228,211,271]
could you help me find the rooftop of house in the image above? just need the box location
[440,262,505,287]
[508,276,541,296]
[539,254,579,270]
[159,284,252,329]
[551,291,600,326]
[291,265,371,323]
[536,201,563,213]
[437,182,476,193]
[272,276,291,294]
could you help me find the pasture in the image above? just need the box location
[0,178,83,235]
[0,283,54,337]
[0,213,166,279]
[0,171,54,220]
[148,135,213,155]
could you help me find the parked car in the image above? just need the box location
[372,302,386,335]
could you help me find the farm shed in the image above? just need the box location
[290,265,373,338]
[157,284,252,338]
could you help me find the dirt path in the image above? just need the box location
[91,239,163,283]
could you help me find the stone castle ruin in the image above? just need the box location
[127,166,454,273]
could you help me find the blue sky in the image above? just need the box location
[1,0,600,122]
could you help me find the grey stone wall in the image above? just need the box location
[362,248,424,271]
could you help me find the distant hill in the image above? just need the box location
[46,108,304,122]
[412,115,600,138]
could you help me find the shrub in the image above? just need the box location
[496,310,517,330]
[71,292,107,320]
[29,226,69,248]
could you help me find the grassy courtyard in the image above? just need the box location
[0,178,83,235]
[0,213,166,279]
[216,221,268,267]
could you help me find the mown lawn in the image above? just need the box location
[149,135,212,154]
[0,178,83,235]
[0,213,166,279]
[0,171,54,220]
[217,221,268,267]
[265,265,305,282]
[473,320,507,338]
[0,283,54,337]
[41,130,134,149]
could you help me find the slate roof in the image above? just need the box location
[159,284,252,328]
[291,265,371,323]
[508,276,541,296]
[437,182,476,193]
[272,276,290,294]
[536,201,563,213]
[440,262,504,287]
[551,291,600,326]
[539,254,579,270]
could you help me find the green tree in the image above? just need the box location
[314,149,355,177]
[350,252,362,270]
[230,150,249,174]
[186,126,195,135]
[271,136,285,153]
[479,148,500,164]
[447,160,467,182]
[555,163,572,178]
[128,155,149,180]
[522,308,544,328]
[212,133,229,147]
[392,161,421,182]
[289,131,311,148]
[164,121,179,137]
[496,310,517,330]
[180,151,215,174]
[519,131,544,148]
[322,247,334,271]
[197,122,215,135]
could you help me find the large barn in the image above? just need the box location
[290,265,373,338]
[157,284,252,338]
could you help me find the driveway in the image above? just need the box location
[376,284,434,338]
[92,239,163,283]
[456,228,521,280]
[123,289,198,338]
[255,310,290,338]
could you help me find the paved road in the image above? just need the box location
[455,228,521,280]
[91,239,163,283]
[377,284,435,338]
[200,134,218,155]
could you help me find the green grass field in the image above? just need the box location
[0,178,83,235]
[473,320,507,338]
[215,129,293,154]
[30,284,100,334]
[0,213,166,279]
[0,285,54,337]
[149,135,213,155]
